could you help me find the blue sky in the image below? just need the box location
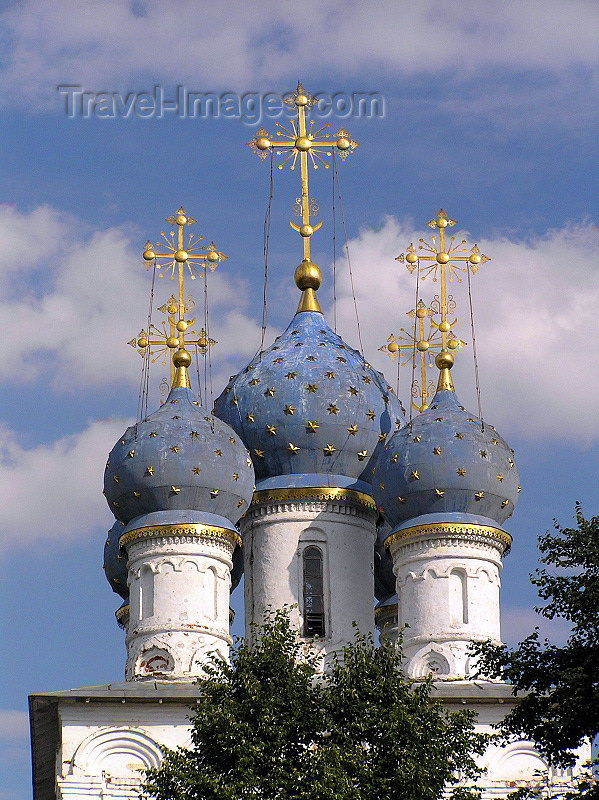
[1,2,599,798]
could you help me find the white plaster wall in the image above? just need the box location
[241,501,376,655]
[124,533,234,680]
[389,535,504,679]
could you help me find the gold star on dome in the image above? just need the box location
[508,457,515,467]
[366,410,375,420]
[455,432,464,439]
[348,386,358,396]
[149,431,158,438]
[398,496,406,503]
[113,475,120,483]
[170,445,180,453]
[229,437,237,444]
[190,431,199,438]
[105,459,110,469]
[411,470,420,480]
[231,397,239,406]
[497,474,504,482]
[170,398,179,404]
[362,376,372,384]
[378,433,387,442]
[475,491,485,499]
[435,488,444,497]
[210,489,220,498]
[433,447,442,455]
[266,425,277,436]
[255,449,265,458]
[326,371,336,379]
[192,466,201,474]
[246,457,252,467]
[294,342,303,347]
[284,405,296,415]
[501,499,509,507]
[133,491,141,498]
[232,472,239,481]
[457,468,466,476]
[492,438,499,445]
[413,435,422,442]
[273,357,284,364]
[215,449,223,456]
[336,356,347,363]
[144,466,154,476]
[480,450,487,458]
[246,412,255,423]
[128,450,135,458]
[357,450,369,461]
[170,486,181,494]
[517,485,522,492]
[306,355,317,362]
[467,417,475,423]
[113,500,120,508]
[307,384,318,393]
[323,443,337,455]
[379,482,385,490]
[347,424,358,435]
[286,372,297,379]
[391,454,398,463]
[288,442,300,453]
[249,378,260,386]
[265,387,276,396]
[306,421,320,432]
[238,498,245,507]
[327,403,339,414]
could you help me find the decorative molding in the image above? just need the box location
[120,524,242,549]
[251,486,377,512]
[385,522,511,552]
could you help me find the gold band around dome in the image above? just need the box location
[384,522,512,550]
[120,524,242,548]
[251,486,377,511]
[375,602,398,617]
[115,603,130,622]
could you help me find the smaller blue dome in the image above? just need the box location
[373,388,519,531]
[103,520,128,600]
[104,386,255,527]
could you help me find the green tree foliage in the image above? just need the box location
[473,506,599,797]
[143,610,486,800]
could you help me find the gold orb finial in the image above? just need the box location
[294,259,322,291]
[173,348,192,368]
[436,350,454,370]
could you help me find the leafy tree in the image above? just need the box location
[143,610,486,800]
[473,505,599,796]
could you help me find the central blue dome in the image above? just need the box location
[214,311,404,491]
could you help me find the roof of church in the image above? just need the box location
[214,310,404,491]
[373,387,520,531]
[104,384,255,527]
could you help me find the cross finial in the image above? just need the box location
[140,208,226,387]
[247,83,359,313]
[379,301,465,411]
[395,210,488,392]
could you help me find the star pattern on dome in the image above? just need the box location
[215,449,223,456]
[357,450,368,461]
[435,488,444,497]
[391,454,398,463]
[192,466,201,474]
[170,445,180,453]
[273,358,284,364]
[149,431,158,438]
[170,486,181,494]
[246,413,255,423]
[306,421,319,432]
[232,472,239,481]
[190,431,199,438]
[457,467,466,476]
[265,387,276,396]
[475,491,485,499]
[413,435,421,442]
[501,499,509,507]
[255,449,265,458]
[323,444,337,455]
[411,470,420,480]
[348,386,358,395]
[286,372,297,379]
[144,467,154,476]
[366,410,375,420]
[497,474,504,482]
[306,384,318,393]
[433,447,442,455]
[327,403,339,414]
[306,355,317,362]
[266,425,277,436]
[288,442,300,453]
[326,371,336,379]
[128,450,135,458]
[210,489,220,497]
[455,432,464,439]
[347,424,358,435]
[284,405,296,415]
[249,378,260,386]
[480,450,487,458]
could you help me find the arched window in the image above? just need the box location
[303,546,325,637]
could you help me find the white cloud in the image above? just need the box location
[0,205,263,390]
[0,419,126,554]
[1,1,597,110]
[327,216,599,444]
[0,710,29,742]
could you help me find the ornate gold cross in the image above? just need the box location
[395,210,488,353]
[379,301,465,412]
[247,82,358,311]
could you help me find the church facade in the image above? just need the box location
[29,86,591,799]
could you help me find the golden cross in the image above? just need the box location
[379,301,465,412]
[142,207,227,341]
[395,210,488,395]
[128,294,218,384]
[247,82,358,312]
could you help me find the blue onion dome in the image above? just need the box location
[213,310,404,492]
[373,360,519,533]
[104,351,255,527]
[103,520,128,600]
